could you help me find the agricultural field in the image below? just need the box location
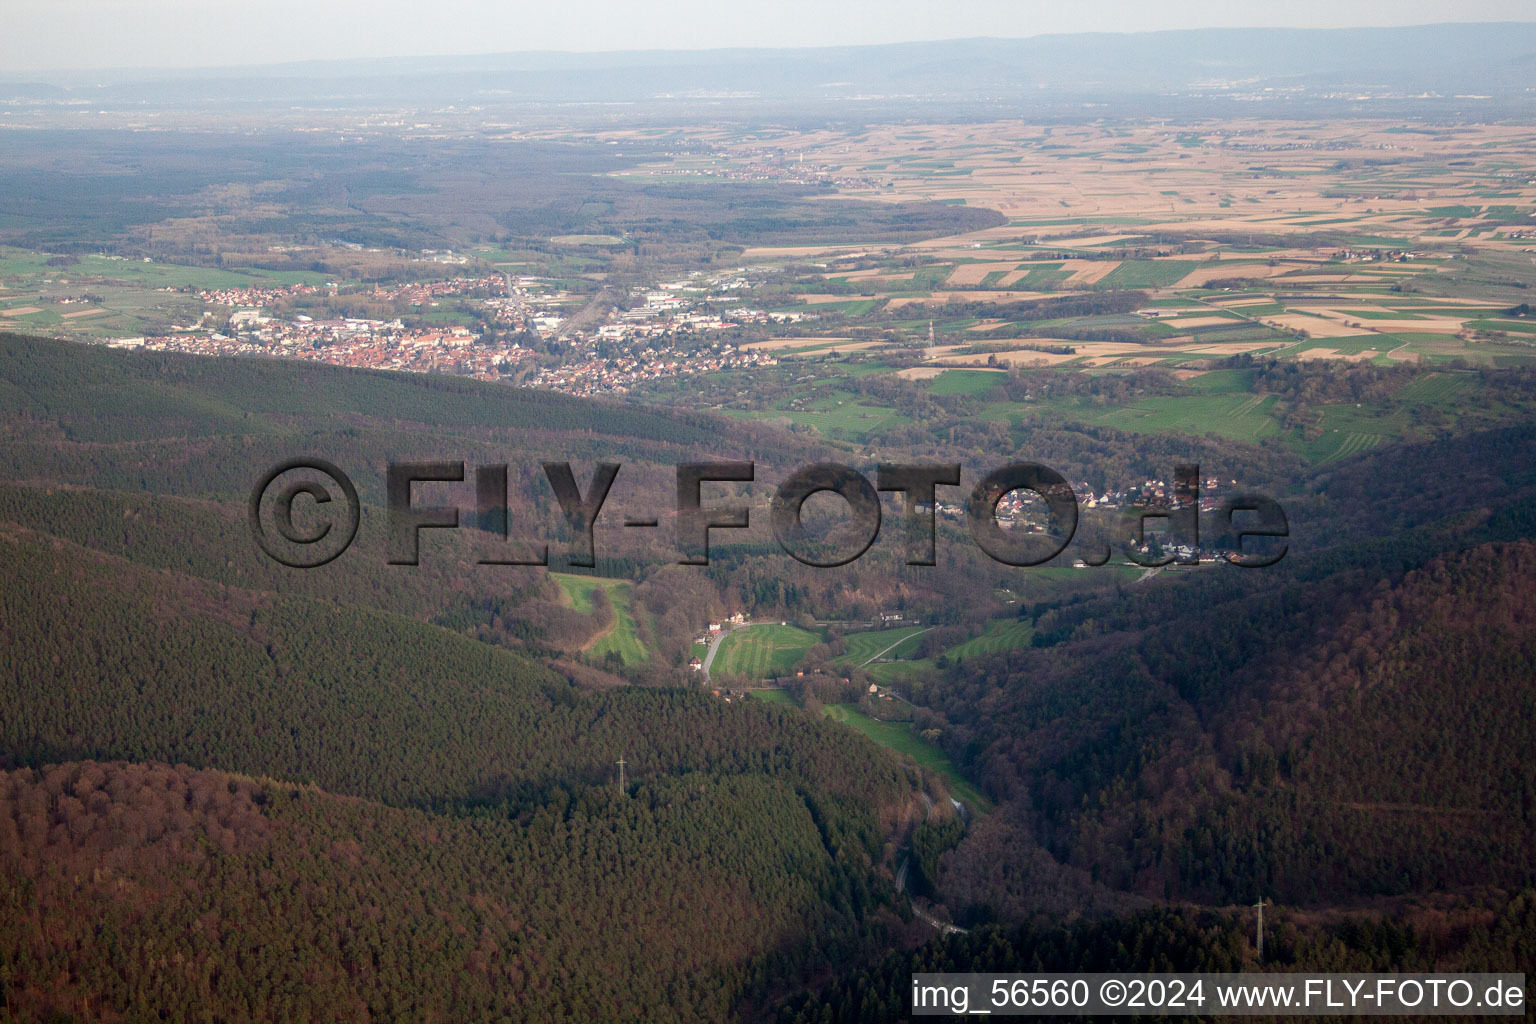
[1397,371,1477,405]
[927,369,1006,396]
[725,389,910,440]
[669,119,1536,397]
[1099,260,1194,290]
[0,250,325,291]
[1089,393,1283,442]
[712,623,822,679]
[7,117,1535,483]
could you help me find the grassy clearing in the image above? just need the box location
[864,617,1034,683]
[550,234,628,246]
[731,393,909,440]
[1183,368,1259,393]
[1088,393,1282,442]
[835,626,928,666]
[552,572,649,666]
[944,618,1035,660]
[928,370,1005,396]
[748,688,799,706]
[863,660,927,684]
[7,252,326,290]
[1289,402,1410,465]
[1398,372,1476,405]
[1469,318,1536,335]
[823,704,989,810]
[713,624,821,679]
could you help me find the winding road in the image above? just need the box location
[894,793,970,937]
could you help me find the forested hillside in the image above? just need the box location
[0,761,888,1022]
[907,528,1536,915]
[0,333,934,1020]
[3,330,1535,1018]
[777,893,1536,1023]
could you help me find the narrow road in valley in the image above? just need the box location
[892,790,969,936]
[895,854,969,936]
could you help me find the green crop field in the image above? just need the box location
[1221,301,1285,317]
[63,254,323,290]
[1183,368,1259,393]
[1423,205,1481,219]
[0,251,292,290]
[928,369,1005,396]
[910,265,951,289]
[1086,393,1282,442]
[795,298,883,315]
[1398,372,1476,405]
[1099,260,1193,290]
[553,573,649,666]
[1011,263,1074,289]
[713,624,821,679]
[835,626,928,666]
[823,704,989,810]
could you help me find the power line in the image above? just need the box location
[1255,898,1266,963]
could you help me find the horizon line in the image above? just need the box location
[6,19,1536,80]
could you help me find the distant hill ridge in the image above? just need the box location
[7,24,1535,109]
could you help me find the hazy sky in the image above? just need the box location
[3,0,1532,73]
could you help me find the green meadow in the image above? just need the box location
[835,626,929,666]
[928,369,1006,396]
[712,624,822,678]
[866,617,1034,683]
[823,704,989,810]
[553,573,649,666]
